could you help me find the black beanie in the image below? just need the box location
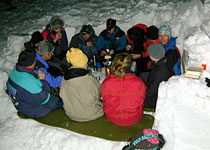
[146,25,159,40]
[31,31,44,45]
[18,50,36,67]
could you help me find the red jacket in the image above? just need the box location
[143,39,160,68]
[126,24,147,51]
[101,73,146,126]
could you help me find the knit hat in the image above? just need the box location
[66,48,88,67]
[81,24,93,34]
[50,16,64,29]
[31,31,44,45]
[18,50,36,67]
[158,24,171,38]
[106,18,116,31]
[146,25,159,40]
[148,43,165,60]
[36,40,54,56]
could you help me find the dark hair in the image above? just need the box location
[31,31,44,45]
[81,24,93,35]
[17,49,36,67]
[111,53,132,78]
[146,25,159,40]
[106,18,116,31]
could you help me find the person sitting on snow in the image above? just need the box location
[141,43,177,109]
[143,25,160,69]
[42,16,68,61]
[60,48,104,122]
[24,31,44,50]
[126,23,148,74]
[35,40,62,88]
[69,24,98,60]
[96,18,127,59]
[6,49,62,118]
[101,53,146,126]
[158,24,181,75]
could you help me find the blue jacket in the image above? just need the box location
[35,53,62,88]
[6,65,59,118]
[69,30,98,59]
[163,37,181,75]
[96,26,126,51]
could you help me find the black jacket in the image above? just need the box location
[144,56,174,109]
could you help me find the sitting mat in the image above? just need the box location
[18,108,154,141]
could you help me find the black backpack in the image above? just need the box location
[122,129,165,150]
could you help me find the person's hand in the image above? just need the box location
[54,32,62,42]
[86,42,92,47]
[126,45,132,51]
[100,50,107,56]
[38,70,46,80]
[109,49,115,55]
[130,54,141,59]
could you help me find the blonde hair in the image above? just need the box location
[111,53,132,78]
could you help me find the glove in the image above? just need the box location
[205,77,210,87]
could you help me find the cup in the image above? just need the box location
[96,62,102,72]
[202,64,207,70]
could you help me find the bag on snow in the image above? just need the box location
[122,129,165,150]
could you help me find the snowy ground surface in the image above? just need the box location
[1,0,210,149]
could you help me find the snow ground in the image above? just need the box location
[1,0,210,149]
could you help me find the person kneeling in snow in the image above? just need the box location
[6,50,62,118]
[60,48,104,122]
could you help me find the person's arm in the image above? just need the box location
[36,68,62,88]
[96,34,106,52]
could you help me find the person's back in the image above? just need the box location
[101,53,146,126]
[143,43,175,109]
[60,48,104,122]
[6,50,60,118]
[69,24,98,59]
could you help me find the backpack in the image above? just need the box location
[122,129,165,150]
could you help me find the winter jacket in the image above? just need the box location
[162,37,181,75]
[96,26,126,52]
[143,39,160,68]
[144,56,174,109]
[6,65,59,118]
[42,24,68,60]
[126,24,147,52]
[35,53,62,88]
[60,67,104,122]
[69,30,98,59]
[101,73,146,126]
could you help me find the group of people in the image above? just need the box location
[6,15,181,126]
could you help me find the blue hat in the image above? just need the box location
[158,24,171,38]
